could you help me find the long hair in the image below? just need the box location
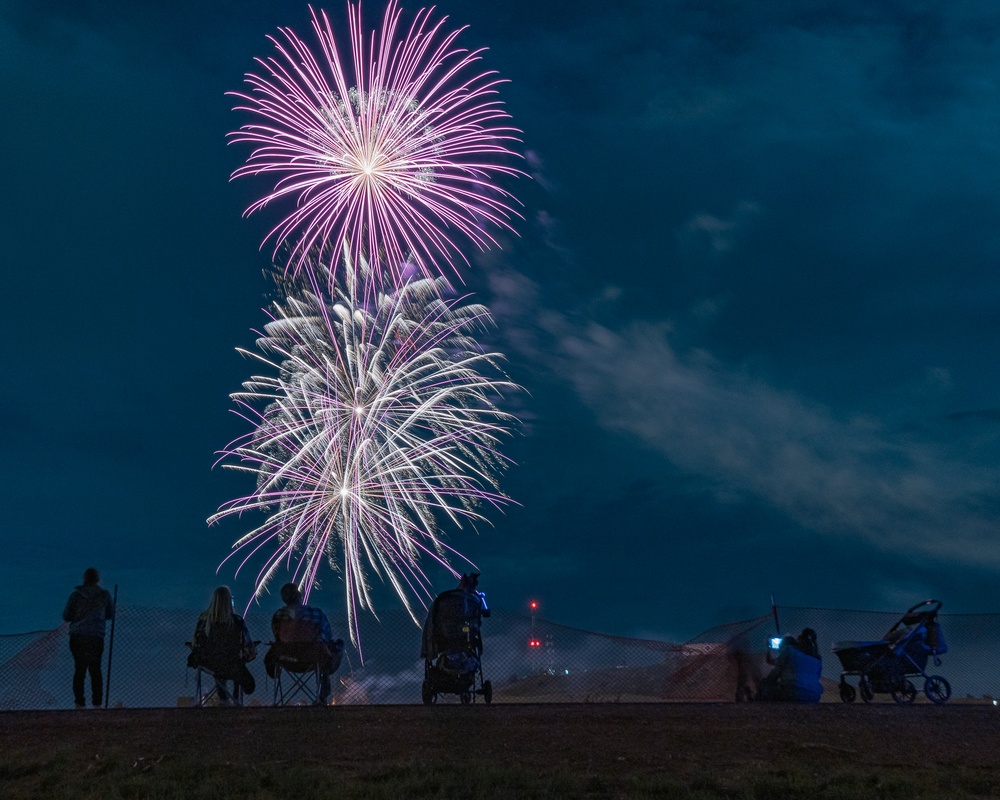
[204,586,234,636]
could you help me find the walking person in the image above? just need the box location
[62,568,115,708]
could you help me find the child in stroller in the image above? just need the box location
[420,573,493,705]
[833,599,950,704]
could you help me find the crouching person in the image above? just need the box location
[757,628,823,702]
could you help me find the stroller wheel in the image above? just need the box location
[460,691,472,705]
[839,683,856,703]
[890,679,917,705]
[483,680,493,705]
[421,680,435,706]
[859,676,874,703]
[924,675,951,705]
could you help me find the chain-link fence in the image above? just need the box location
[2,604,998,710]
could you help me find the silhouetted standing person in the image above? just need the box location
[62,568,115,708]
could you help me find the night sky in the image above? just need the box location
[3,0,999,640]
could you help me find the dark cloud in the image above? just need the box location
[947,408,1000,423]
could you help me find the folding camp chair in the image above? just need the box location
[193,664,243,707]
[267,615,338,706]
[271,642,325,706]
[186,641,244,707]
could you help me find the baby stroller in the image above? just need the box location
[420,575,493,705]
[833,599,950,704]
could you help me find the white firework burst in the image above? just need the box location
[209,252,520,643]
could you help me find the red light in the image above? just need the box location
[529,639,541,648]
[529,600,538,610]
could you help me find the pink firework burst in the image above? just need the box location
[229,1,523,286]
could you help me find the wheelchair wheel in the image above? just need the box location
[924,675,951,705]
[890,679,917,705]
[839,682,856,703]
[483,680,493,705]
[859,675,874,703]
[421,680,435,705]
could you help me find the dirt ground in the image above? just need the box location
[1,703,998,797]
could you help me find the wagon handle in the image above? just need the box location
[904,599,941,616]
[886,599,942,636]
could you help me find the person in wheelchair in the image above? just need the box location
[187,586,257,705]
[420,573,493,704]
[421,572,490,662]
[265,583,343,705]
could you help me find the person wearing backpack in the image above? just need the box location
[62,568,115,708]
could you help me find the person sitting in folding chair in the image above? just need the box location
[265,583,343,706]
[187,586,257,706]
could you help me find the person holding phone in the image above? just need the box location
[758,629,823,702]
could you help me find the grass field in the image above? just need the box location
[2,703,998,799]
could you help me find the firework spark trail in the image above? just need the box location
[229,1,523,288]
[209,256,520,645]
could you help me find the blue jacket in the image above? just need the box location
[774,647,823,702]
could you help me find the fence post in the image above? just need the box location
[770,593,780,635]
[104,584,118,709]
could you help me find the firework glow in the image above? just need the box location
[229,1,523,287]
[209,254,520,644]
